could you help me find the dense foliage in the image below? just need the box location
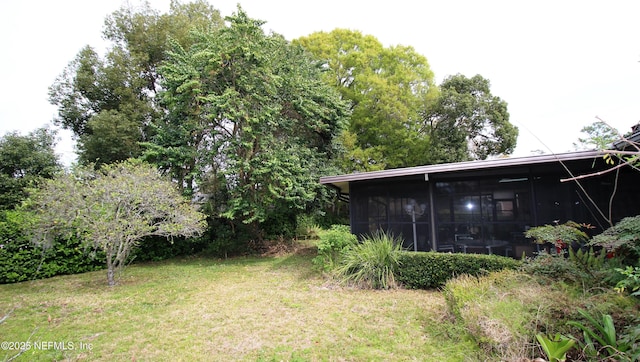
[146,8,349,243]
[0,213,204,284]
[425,74,518,163]
[26,160,206,286]
[0,210,104,284]
[512,215,640,361]
[314,228,519,290]
[296,31,518,170]
[295,29,437,171]
[42,2,523,254]
[312,224,358,271]
[591,215,640,264]
[0,128,60,211]
[48,1,224,166]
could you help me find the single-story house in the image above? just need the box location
[320,147,640,257]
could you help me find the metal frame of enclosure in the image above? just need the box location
[320,150,640,257]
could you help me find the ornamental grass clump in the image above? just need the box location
[335,231,403,289]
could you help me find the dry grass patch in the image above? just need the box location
[1,253,475,361]
[443,269,561,360]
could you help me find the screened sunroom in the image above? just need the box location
[320,150,640,257]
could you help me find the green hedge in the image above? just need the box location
[396,251,521,289]
[0,210,105,284]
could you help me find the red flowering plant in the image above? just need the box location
[590,215,640,265]
[525,221,591,255]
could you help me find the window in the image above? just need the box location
[351,181,430,251]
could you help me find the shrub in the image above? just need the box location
[312,224,357,271]
[201,218,253,258]
[591,215,640,265]
[295,214,321,240]
[396,251,521,289]
[261,211,297,240]
[619,318,640,361]
[521,248,630,291]
[133,235,206,262]
[525,221,590,254]
[520,251,589,283]
[0,210,104,284]
[334,231,403,289]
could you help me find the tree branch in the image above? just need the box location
[0,307,15,324]
[560,160,630,182]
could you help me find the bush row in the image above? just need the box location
[396,251,521,289]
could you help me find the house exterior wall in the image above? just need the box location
[347,158,640,257]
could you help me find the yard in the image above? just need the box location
[0,249,477,361]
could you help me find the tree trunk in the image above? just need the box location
[106,258,115,287]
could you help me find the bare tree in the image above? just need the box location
[27,160,206,286]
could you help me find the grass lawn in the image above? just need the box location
[0,249,478,361]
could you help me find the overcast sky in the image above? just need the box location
[1,0,639,166]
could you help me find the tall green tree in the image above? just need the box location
[0,128,60,210]
[295,29,438,171]
[573,120,620,151]
[48,0,224,166]
[27,160,206,286]
[102,0,224,96]
[150,8,349,238]
[424,74,518,163]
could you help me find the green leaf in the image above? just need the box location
[536,333,576,362]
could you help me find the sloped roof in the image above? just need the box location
[320,150,606,194]
[612,122,640,150]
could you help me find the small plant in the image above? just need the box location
[567,247,612,287]
[312,224,357,271]
[335,231,403,289]
[619,319,640,361]
[614,266,640,296]
[568,246,606,271]
[295,214,321,240]
[536,333,576,362]
[520,251,587,283]
[567,309,631,360]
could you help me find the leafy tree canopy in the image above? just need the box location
[0,128,60,210]
[295,29,438,171]
[48,0,224,165]
[26,159,206,286]
[146,7,349,237]
[296,31,518,170]
[424,74,518,163]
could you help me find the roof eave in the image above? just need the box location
[320,150,606,188]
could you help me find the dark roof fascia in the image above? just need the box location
[612,129,640,150]
[319,150,606,187]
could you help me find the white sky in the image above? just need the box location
[1,0,639,166]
